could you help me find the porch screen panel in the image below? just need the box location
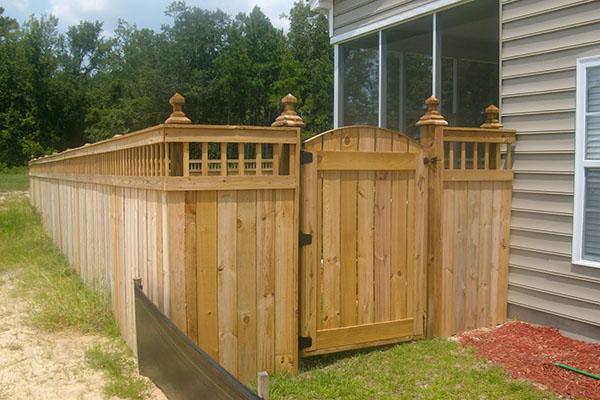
[341,34,379,126]
[438,0,499,127]
[384,15,433,137]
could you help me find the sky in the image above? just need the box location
[2,0,296,33]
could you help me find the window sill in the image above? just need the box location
[572,258,600,269]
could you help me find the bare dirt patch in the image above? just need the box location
[0,273,166,400]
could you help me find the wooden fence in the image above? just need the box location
[29,93,302,383]
[29,93,515,383]
[418,100,515,337]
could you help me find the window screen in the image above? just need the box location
[583,169,600,262]
[575,60,600,266]
[586,66,600,159]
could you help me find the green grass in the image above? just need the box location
[0,196,153,399]
[0,196,118,335]
[0,166,29,192]
[270,340,556,400]
[85,344,151,399]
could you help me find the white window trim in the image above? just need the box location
[573,55,600,268]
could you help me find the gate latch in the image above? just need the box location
[424,156,439,166]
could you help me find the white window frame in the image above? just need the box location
[573,55,600,268]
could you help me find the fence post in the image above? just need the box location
[165,93,191,176]
[481,104,511,324]
[272,93,304,175]
[416,96,448,338]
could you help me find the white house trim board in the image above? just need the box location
[334,44,343,128]
[379,30,387,128]
[573,55,600,269]
[330,0,472,44]
[309,0,332,13]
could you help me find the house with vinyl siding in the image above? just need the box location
[310,0,600,341]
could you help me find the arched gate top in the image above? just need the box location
[303,125,422,153]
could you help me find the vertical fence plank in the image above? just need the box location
[167,191,186,331]
[497,182,511,323]
[196,191,219,359]
[217,190,238,375]
[374,131,392,323]
[274,189,296,374]
[477,182,493,327]
[321,132,341,329]
[339,128,358,327]
[256,189,275,373]
[357,128,375,325]
[185,192,198,341]
[391,135,408,321]
[237,190,257,382]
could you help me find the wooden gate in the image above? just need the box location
[299,126,427,356]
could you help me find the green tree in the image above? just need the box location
[0,1,336,165]
[279,1,333,137]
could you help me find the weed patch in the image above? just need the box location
[85,344,150,399]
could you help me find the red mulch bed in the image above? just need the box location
[460,321,600,399]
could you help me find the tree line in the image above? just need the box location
[0,1,333,166]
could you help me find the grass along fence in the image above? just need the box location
[29,93,515,384]
[29,93,302,383]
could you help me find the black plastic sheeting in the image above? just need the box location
[134,281,260,400]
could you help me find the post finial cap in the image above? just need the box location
[272,93,305,128]
[480,104,503,129]
[165,92,192,124]
[416,96,448,126]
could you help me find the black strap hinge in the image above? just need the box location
[299,232,312,247]
[300,151,313,165]
[299,336,312,350]
[424,156,439,166]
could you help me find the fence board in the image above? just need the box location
[357,128,375,325]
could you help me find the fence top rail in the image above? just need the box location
[442,128,516,144]
[29,123,300,166]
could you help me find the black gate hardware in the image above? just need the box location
[299,232,312,247]
[300,151,313,165]
[424,156,439,166]
[299,336,313,350]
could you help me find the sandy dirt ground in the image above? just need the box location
[0,273,167,400]
[0,192,167,400]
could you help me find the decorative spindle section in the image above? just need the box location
[416,96,448,126]
[272,93,305,127]
[480,104,503,129]
[165,93,191,124]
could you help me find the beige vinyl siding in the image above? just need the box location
[332,0,438,37]
[502,0,600,339]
